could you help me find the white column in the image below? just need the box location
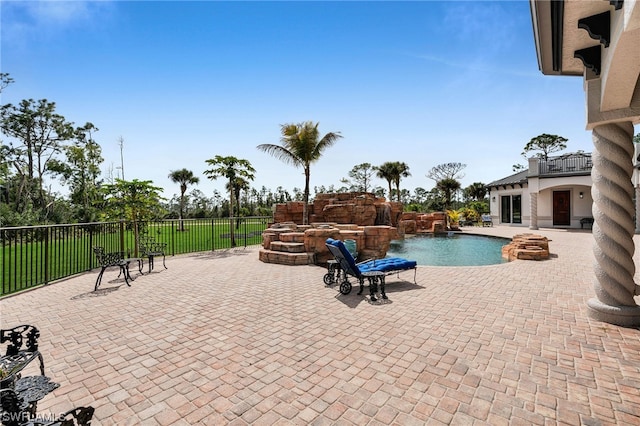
[529,192,538,230]
[636,185,640,234]
[587,122,640,326]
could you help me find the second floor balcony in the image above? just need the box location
[532,152,593,177]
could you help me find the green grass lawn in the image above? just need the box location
[1,217,269,296]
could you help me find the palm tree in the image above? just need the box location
[168,168,199,231]
[464,182,487,201]
[392,162,411,203]
[204,156,255,246]
[375,162,396,201]
[376,161,410,202]
[437,178,461,210]
[257,121,342,224]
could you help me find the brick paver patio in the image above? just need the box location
[1,226,639,425]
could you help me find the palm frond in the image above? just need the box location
[257,143,302,167]
[313,131,342,158]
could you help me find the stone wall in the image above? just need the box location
[260,223,399,266]
[272,193,404,227]
[263,192,453,266]
[398,211,448,234]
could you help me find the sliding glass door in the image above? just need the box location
[501,194,521,224]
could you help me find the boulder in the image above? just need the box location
[501,233,550,261]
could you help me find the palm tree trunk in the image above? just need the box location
[303,167,311,225]
[179,193,185,232]
[235,191,241,230]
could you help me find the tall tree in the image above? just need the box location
[257,121,342,224]
[0,99,74,211]
[341,162,375,192]
[101,179,165,222]
[168,168,199,231]
[426,162,466,182]
[522,133,568,160]
[204,155,255,246]
[426,162,466,212]
[437,178,461,210]
[392,162,411,203]
[226,176,250,227]
[101,179,166,251]
[48,122,103,222]
[0,73,14,93]
[376,161,410,202]
[375,162,396,201]
[464,182,487,201]
[412,187,429,205]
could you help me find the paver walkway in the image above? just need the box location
[1,226,639,425]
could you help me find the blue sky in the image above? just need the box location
[2,0,624,200]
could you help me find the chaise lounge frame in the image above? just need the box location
[325,238,417,301]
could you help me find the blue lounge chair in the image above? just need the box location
[325,238,417,301]
[481,214,493,227]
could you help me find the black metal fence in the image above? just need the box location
[538,153,592,175]
[1,217,270,296]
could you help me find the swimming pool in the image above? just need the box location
[386,233,510,266]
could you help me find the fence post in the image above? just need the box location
[44,227,50,285]
[1,216,271,296]
[171,220,175,256]
[119,220,125,254]
[243,218,247,247]
[211,218,215,251]
[88,226,94,271]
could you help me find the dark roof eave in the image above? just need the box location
[550,0,564,73]
[486,170,529,188]
[531,0,584,77]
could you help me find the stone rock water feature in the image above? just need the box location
[261,193,551,265]
[259,222,399,266]
[260,192,450,266]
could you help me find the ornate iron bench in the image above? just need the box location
[138,235,167,273]
[1,325,57,424]
[0,389,94,426]
[92,247,143,291]
[1,325,45,386]
[1,326,95,426]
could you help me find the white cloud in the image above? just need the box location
[2,0,115,45]
[27,0,98,25]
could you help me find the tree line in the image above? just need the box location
[1,73,491,227]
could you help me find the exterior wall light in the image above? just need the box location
[579,192,584,199]
[492,196,496,202]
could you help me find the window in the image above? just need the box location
[501,196,511,223]
[513,195,522,224]
[501,194,522,224]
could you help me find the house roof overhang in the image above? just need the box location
[530,0,640,127]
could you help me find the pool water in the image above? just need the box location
[386,233,509,266]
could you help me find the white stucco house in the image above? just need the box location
[487,152,594,229]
